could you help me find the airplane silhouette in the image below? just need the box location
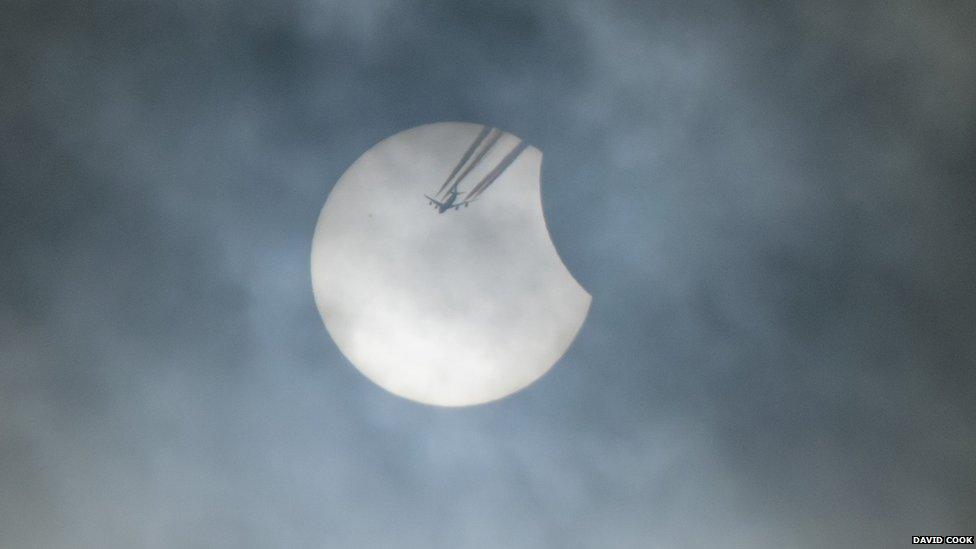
[424,125,528,214]
[424,187,469,213]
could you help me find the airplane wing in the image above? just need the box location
[424,194,445,207]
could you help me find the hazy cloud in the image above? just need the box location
[2,1,974,547]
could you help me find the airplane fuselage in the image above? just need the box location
[437,191,459,213]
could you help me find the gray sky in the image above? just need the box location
[2,1,974,547]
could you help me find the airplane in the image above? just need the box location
[424,187,470,213]
[424,125,528,214]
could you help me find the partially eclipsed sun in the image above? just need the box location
[311,122,590,406]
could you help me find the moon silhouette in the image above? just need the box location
[311,122,590,406]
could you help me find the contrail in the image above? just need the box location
[435,125,491,197]
[464,140,529,202]
[447,128,502,197]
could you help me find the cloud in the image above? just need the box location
[2,0,974,547]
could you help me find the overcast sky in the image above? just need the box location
[2,1,975,547]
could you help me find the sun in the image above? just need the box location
[311,122,590,406]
